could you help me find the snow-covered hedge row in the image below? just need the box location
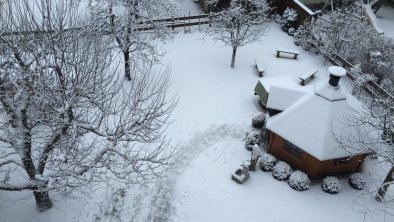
[280,7,298,32]
[259,153,277,172]
[322,177,341,194]
[349,173,366,190]
[245,131,260,151]
[272,161,292,181]
[252,113,266,129]
[288,170,310,191]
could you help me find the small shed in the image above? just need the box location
[265,67,370,179]
[254,76,298,109]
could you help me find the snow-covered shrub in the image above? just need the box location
[272,161,292,181]
[259,153,277,172]
[281,7,298,31]
[288,171,310,191]
[252,113,266,129]
[288,27,295,36]
[322,176,341,194]
[275,14,282,23]
[349,173,367,190]
[245,131,260,151]
[293,25,316,52]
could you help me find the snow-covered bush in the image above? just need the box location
[245,131,260,151]
[288,171,310,191]
[272,161,292,181]
[349,173,367,190]
[322,177,341,194]
[350,64,376,97]
[275,14,282,23]
[281,7,298,31]
[288,27,295,36]
[252,113,266,129]
[293,25,316,52]
[259,153,277,172]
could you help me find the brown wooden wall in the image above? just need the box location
[267,132,366,179]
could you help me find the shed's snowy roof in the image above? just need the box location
[266,86,307,111]
[266,81,365,161]
[259,76,298,93]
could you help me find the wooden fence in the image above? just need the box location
[137,14,210,31]
[0,14,210,37]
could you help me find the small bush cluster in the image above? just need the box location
[259,153,277,172]
[252,113,266,129]
[245,131,260,151]
[288,171,310,191]
[349,173,367,190]
[293,25,317,53]
[272,161,292,181]
[280,7,298,32]
[322,176,341,194]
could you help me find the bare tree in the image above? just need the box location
[297,9,394,85]
[338,91,393,202]
[206,0,271,68]
[311,9,371,58]
[0,0,178,211]
[350,64,376,98]
[88,0,176,81]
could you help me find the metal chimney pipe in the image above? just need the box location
[328,66,347,88]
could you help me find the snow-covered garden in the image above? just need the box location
[0,1,393,222]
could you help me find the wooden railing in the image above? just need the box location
[0,14,211,36]
[137,14,210,31]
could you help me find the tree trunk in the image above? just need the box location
[34,191,53,211]
[123,50,131,81]
[376,165,394,202]
[231,46,237,68]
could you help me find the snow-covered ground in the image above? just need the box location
[162,24,393,222]
[376,5,394,39]
[1,1,393,221]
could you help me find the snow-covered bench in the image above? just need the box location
[254,59,265,77]
[299,69,318,86]
[276,49,300,59]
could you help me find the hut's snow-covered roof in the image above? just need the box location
[266,86,307,111]
[259,76,299,93]
[266,81,366,161]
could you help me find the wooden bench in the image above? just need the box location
[299,69,318,86]
[254,59,265,77]
[276,49,300,59]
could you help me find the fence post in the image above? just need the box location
[198,14,201,31]
[172,18,175,33]
[183,14,186,33]
[189,12,191,33]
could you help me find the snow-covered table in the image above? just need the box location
[276,49,300,59]
[254,59,265,77]
[299,69,318,86]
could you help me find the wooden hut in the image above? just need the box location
[265,67,369,179]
